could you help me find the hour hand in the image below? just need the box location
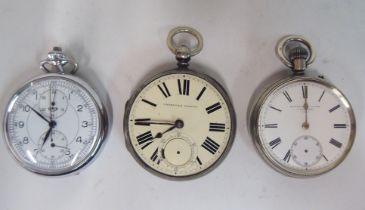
[134,118,175,126]
[154,119,184,138]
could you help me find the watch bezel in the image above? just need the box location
[3,73,108,176]
[249,73,356,177]
[124,68,236,180]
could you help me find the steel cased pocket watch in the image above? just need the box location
[124,26,236,178]
[249,35,356,177]
[4,47,108,176]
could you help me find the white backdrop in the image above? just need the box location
[0,0,364,210]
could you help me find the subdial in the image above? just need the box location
[39,89,68,118]
[37,130,69,160]
[291,135,323,167]
[160,132,197,167]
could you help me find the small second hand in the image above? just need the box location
[50,143,68,150]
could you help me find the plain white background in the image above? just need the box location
[0,0,364,209]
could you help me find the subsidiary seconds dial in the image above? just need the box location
[125,71,235,177]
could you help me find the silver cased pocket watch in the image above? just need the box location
[4,47,108,176]
[124,26,236,179]
[249,35,356,177]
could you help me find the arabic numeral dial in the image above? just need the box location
[5,76,102,175]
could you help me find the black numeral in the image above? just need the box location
[81,121,88,127]
[322,154,328,161]
[201,137,220,154]
[329,105,340,113]
[150,148,160,164]
[77,105,83,112]
[196,156,202,165]
[209,123,226,132]
[334,124,347,128]
[136,131,154,149]
[141,99,157,107]
[158,82,171,98]
[196,87,206,101]
[22,104,30,112]
[329,138,342,148]
[318,90,325,102]
[23,137,29,144]
[269,137,281,149]
[269,106,282,112]
[32,91,38,100]
[178,79,190,95]
[76,136,82,143]
[264,124,278,128]
[283,150,291,162]
[283,91,292,102]
[65,149,71,156]
[17,121,25,128]
[206,102,222,114]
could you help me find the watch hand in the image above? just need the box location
[27,104,50,123]
[42,127,53,147]
[51,89,57,107]
[41,120,57,148]
[155,125,176,138]
[302,98,309,129]
[50,143,68,150]
[154,119,184,138]
[50,85,53,117]
[134,119,175,126]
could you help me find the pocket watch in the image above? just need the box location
[4,47,108,175]
[124,26,236,178]
[249,35,356,177]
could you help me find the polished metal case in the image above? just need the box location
[124,68,236,180]
[248,72,356,177]
[3,73,108,176]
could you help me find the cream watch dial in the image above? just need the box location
[126,72,234,177]
[4,75,104,175]
[256,79,355,175]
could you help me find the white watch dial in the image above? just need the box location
[256,80,355,175]
[5,76,103,175]
[126,72,234,177]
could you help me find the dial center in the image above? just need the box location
[49,120,57,128]
[175,119,184,129]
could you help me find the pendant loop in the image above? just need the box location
[167,26,203,57]
[40,47,78,74]
[276,35,316,70]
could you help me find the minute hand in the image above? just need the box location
[134,119,175,126]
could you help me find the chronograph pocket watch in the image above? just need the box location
[4,47,108,176]
[124,26,236,179]
[249,35,356,177]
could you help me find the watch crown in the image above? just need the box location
[289,46,309,61]
[289,46,309,74]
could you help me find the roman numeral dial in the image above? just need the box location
[126,73,234,177]
[256,80,355,176]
